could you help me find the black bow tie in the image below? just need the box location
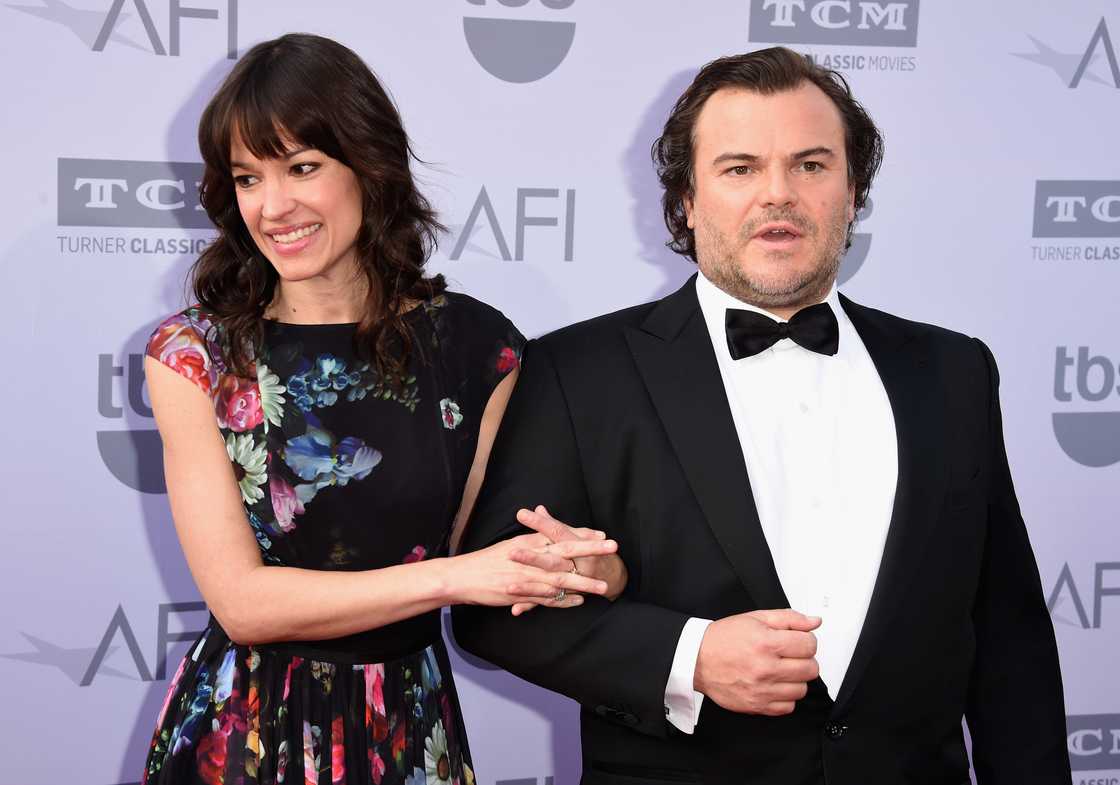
[725,302,839,359]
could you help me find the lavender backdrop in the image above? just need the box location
[2,1,1117,782]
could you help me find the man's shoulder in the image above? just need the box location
[537,299,660,355]
[843,296,979,350]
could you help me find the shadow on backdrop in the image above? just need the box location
[115,53,232,785]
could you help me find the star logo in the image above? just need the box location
[1,632,137,685]
[1012,18,1120,89]
[5,0,148,52]
[1012,35,1110,87]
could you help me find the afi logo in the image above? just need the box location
[463,0,576,83]
[98,353,166,493]
[59,159,209,230]
[1052,347,1120,467]
[1047,562,1120,629]
[1033,181,1120,238]
[749,0,919,48]
[1,602,205,687]
[1065,714,1120,771]
[1014,18,1120,89]
[449,186,576,261]
[10,0,238,59]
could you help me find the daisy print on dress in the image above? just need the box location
[226,432,268,504]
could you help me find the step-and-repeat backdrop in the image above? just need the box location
[2,1,1117,782]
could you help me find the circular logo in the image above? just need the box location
[463,0,576,83]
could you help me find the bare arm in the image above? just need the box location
[147,358,614,646]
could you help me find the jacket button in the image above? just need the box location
[825,722,848,740]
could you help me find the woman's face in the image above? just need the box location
[230,130,364,287]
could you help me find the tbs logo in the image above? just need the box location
[463,0,576,83]
[98,353,165,493]
[1034,181,1120,239]
[59,158,209,230]
[748,0,919,48]
[1052,347,1120,467]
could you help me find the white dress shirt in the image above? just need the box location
[664,272,899,734]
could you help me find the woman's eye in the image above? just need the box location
[291,163,318,176]
[233,174,257,188]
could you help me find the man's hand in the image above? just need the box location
[693,609,821,716]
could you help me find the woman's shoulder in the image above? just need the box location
[145,305,226,396]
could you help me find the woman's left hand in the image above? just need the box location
[507,505,629,615]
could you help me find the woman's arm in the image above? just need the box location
[147,357,615,646]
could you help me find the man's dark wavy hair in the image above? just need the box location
[653,47,884,261]
[192,33,445,378]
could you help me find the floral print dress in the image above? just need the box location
[142,293,524,785]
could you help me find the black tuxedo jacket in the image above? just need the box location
[452,277,1070,785]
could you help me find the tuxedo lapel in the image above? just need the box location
[624,276,789,611]
[832,296,948,711]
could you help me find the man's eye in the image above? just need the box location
[233,174,257,188]
[730,165,753,175]
[800,161,822,173]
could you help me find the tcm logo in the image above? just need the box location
[463,0,576,83]
[99,353,166,493]
[9,0,238,59]
[1052,347,1120,467]
[1,602,205,687]
[838,197,873,284]
[1047,562,1120,629]
[59,158,209,230]
[1014,18,1120,89]
[449,186,575,261]
[748,0,919,48]
[1067,714,1120,771]
[1034,181,1120,239]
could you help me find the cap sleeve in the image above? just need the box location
[144,308,223,398]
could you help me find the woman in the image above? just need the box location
[142,33,626,785]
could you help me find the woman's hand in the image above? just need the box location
[508,505,630,615]
[446,529,618,610]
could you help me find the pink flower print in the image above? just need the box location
[147,316,216,395]
[215,374,265,432]
[368,750,386,785]
[270,476,305,532]
[496,346,519,374]
[331,715,346,784]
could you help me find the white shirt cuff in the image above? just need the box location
[664,616,712,734]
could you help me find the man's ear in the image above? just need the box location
[685,195,695,230]
[847,185,856,224]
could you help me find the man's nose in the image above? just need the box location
[761,167,797,208]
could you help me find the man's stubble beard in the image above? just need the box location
[696,202,850,310]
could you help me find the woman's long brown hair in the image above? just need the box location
[193,33,446,379]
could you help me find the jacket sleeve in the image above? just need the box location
[451,338,689,738]
[965,338,1071,784]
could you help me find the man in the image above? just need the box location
[452,48,1070,784]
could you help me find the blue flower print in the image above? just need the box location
[283,426,382,508]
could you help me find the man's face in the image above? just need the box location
[686,82,855,311]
